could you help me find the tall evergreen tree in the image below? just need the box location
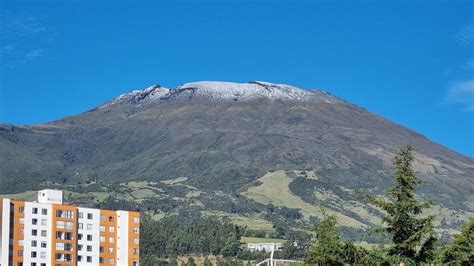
[305,211,344,265]
[369,145,436,264]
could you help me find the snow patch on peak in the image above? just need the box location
[98,85,169,109]
[98,81,339,109]
[169,81,322,101]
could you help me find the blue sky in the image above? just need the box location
[0,0,473,157]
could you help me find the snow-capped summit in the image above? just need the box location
[98,81,337,109]
[168,81,321,101]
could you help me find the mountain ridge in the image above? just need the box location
[1,81,472,237]
[96,81,340,110]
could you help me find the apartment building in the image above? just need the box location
[0,190,140,266]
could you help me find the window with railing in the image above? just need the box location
[56,210,74,219]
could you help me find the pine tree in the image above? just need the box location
[369,145,436,264]
[305,211,344,265]
[438,218,474,265]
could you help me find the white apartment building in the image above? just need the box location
[0,189,140,266]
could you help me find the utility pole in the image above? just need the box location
[269,243,275,266]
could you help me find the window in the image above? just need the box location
[108,247,114,254]
[41,208,47,215]
[99,257,104,263]
[41,219,47,226]
[109,237,115,243]
[87,245,92,252]
[41,230,47,237]
[40,241,47,248]
[32,229,38,236]
[99,246,104,253]
[78,233,83,240]
[100,236,105,243]
[56,231,64,240]
[64,254,72,262]
[87,213,93,220]
[64,243,72,251]
[87,234,92,241]
[78,244,82,251]
[31,263,36,266]
[65,232,72,240]
[133,238,139,244]
[133,248,139,255]
[133,227,139,234]
[40,252,46,259]
[31,251,37,258]
[100,226,105,232]
[55,243,64,251]
[41,263,46,266]
[78,223,83,229]
[56,221,64,229]
[77,255,82,262]
[32,218,38,225]
[18,250,23,257]
[100,214,105,221]
[78,212,83,219]
[87,224,93,230]
[65,222,74,230]
[134,217,140,224]
[109,216,115,222]
[18,228,24,234]
[18,206,24,213]
[108,258,114,265]
[31,240,37,247]
[19,218,25,224]
[87,256,92,263]
[56,210,74,219]
[109,226,115,233]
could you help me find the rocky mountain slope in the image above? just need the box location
[1,81,472,237]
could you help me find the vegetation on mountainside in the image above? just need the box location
[1,90,472,237]
[137,146,473,265]
[305,146,473,265]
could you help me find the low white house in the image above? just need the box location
[247,242,283,252]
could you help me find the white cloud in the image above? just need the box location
[455,22,474,45]
[25,49,45,58]
[445,80,474,111]
[0,12,49,67]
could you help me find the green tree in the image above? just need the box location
[141,256,159,266]
[342,240,366,265]
[222,235,240,257]
[369,145,437,264]
[305,212,344,265]
[438,218,474,265]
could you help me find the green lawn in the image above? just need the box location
[241,171,366,228]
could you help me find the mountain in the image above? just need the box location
[1,81,472,238]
